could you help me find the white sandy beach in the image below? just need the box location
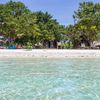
[0,49,100,58]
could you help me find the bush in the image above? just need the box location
[24,42,33,49]
[61,43,73,49]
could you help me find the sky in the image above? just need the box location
[0,0,100,26]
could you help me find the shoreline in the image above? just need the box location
[0,49,100,58]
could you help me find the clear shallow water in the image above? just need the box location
[0,58,100,100]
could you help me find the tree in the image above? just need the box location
[72,2,100,47]
[0,1,66,48]
[0,1,40,45]
[35,11,65,47]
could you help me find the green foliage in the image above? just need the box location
[24,42,33,49]
[66,2,100,48]
[61,42,73,49]
[1,1,99,49]
[35,11,65,42]
[0,1,65,48]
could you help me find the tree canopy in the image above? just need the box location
[66,1,100,48]
[0,0,65,47]
[0,1,100,48]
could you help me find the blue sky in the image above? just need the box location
[0,0,100,26]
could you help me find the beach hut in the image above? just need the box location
[94,42,100,48]
[92,41,100,49]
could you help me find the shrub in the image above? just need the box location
[24,42,33,49]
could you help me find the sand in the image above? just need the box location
[0,49,100,58]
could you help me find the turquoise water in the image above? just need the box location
[0,58,100,100]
